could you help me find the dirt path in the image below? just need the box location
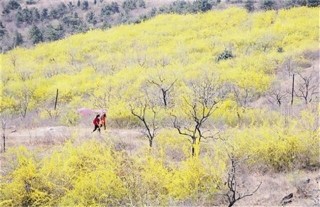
[4,126,145,150]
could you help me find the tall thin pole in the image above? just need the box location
[291,74,295,106]
[54,89,59,110]
[2,121,6,153]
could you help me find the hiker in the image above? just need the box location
[92,114,100,133]
[100,113,107,130]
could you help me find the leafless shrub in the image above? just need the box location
[129,97,159,148]
[148,77,177,108]
[224,154,262,207]
[294,70,319,104]
[266,83,288,107]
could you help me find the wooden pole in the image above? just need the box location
[2,133,5,153]
[2,121,5,153]
[54,89,59,110]
[291,74,295,106]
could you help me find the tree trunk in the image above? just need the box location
[162,90,167,108]
[149,139,153,148]
[228,201,235,207]
[237,110,241,126]
[191,138,196,156]
[305,84,309,104]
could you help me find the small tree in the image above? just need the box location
[295,71,319,104]
[307,0,320,7]
[122,0,137,11]
[86,11,97,25]
[217,49,234,62]
[5,0,21,11]
[229,84,259,125]
[82,0,89,10]
[31,8,40,22]
[148,75,176,108]
[29,25,43,44]
[172,76,224,156]
[22,8,33,24]
[130,97,159,148]
[41,8,48,21]
[192,0,212,12]
[266,83,287,107]
[260,0,276,10]
[44,24,64,41]
[0,22,7,39]
[91,81,114,110]
[101,3,120,17]
[138,0,146,8]
[225,154,262,207]
[13,31,23,47]
[244,0,255,12]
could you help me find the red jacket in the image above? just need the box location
[93,117,100,125]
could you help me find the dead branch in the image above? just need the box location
[294,71,319,104]
[225,154,262,207]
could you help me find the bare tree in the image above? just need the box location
[157,56,171,68]
[133,44,148,68]
[0,112,12,153]
[225,154,262,207]
[267,88,287,107]
[229,84,259,125]
[16,84,36,118]
[148,76,176,108]
[295,71,319,104]
[92,84,114,109]
[232,85,258,108]
[266,83,288,107]
[129,98,158,148]
[172,77,223,156]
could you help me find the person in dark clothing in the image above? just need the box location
[92,114,100,133]
[100,113,107,130]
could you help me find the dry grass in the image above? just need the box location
[235,170,320,206]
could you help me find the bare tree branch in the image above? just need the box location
[148,77,177,108]
[294,71,319,104]
[225,154,262,207]
[172,76,224,156]
[129,98,158,148]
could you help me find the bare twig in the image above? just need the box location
[225,154,262,207]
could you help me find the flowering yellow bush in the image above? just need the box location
[227,117,319,171]
[0,7,318,124]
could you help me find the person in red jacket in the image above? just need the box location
[100,113,107,130]
[92,114,100,133]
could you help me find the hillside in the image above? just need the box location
[0,6,319,206]
[0,0,319,52]
[1,7,319,125]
